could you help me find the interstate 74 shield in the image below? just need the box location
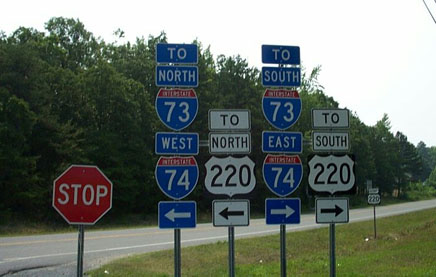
[155,156,199,200]
[155,88,198,131]
[263,154,303,197]
[262,89,301,130]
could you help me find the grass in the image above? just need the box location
[88,207,436,276]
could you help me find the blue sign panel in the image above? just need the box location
[261,67,301,87]
[159,201,196,229]
[155,156,199,200]
[265,198,300,225]
[262,45,300,65]
[262,89,302,130]
[156,65,198,87]
[156,43,198,64]
[155,88,198,131]
[263,154,303,197]
[155,132,199,155]
[262,131,302,153]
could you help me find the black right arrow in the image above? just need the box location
[321,205,343,217]
[219,207,244,220]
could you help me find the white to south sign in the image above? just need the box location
[312,109,349,129]
[205,156,256,197]
[209,109,250,131]
[312,131,349,152]
[308,154,355,194]
[209,133,251,154]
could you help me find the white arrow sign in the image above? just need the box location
[270,205,295,218]
[165,209,191,222]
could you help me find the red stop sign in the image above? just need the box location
[53,165,113,225]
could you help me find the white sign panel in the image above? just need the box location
[316,198,349,224]
[312,131,349,152]
[368,194,381,205]
[213,200,250,227]
[308,155,355,194]
[312,109,349,129]
[368,188,379,194]
[209,109,251,131]
[205,156,256,197]
[209,133,251,154]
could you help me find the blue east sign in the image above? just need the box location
[155,89,198,131]
[158,201,196,229]
[155,156,199,200]
[156,43,198,64]
[155,132,199,155]
[263,154,303,197]
[262,89,302,130]
[156,65,198,87]
[262,131,302,153]
[262,45,300,65]
[265,198,300,225]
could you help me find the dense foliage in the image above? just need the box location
[1,18,435,222]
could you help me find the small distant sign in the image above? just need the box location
[368,188,379,194]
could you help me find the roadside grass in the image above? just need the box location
[88,208,436,276]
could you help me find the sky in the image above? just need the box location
[2,0,436,146]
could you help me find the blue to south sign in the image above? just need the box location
[265,198,300,225]
[155,89,198,131]
[262,89,302,130]
[156,43,198,64]
[155,156,199,200]
[263,154,303,197]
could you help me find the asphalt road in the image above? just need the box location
[1,199,436,276]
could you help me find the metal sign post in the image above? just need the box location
[280,224,286,277]
[77,225,84,277]
[329,223,336,277]
[228,227,235,277]
[174,229,181,277]
[373,206,377,239]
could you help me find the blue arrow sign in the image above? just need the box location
[262,131,302,153]
[156,43,198,64]
[155,88,198,131]
[155,132,199,155]
[155,156,199,200]
[262,89,302,130]
[265,198,300,225]
[158,201,196,229]
[262,45,300,65]
[263,154,303,197]
[156,65,198,87]
[261,67,301,87]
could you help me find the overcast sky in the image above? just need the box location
[2,0,436,146]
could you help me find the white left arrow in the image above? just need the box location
[165,209,191,222]
[271,205,295,218]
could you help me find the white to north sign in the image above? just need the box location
[205,156,256,197]
[209,133,251,154]
[316,198,349,224]
[312,109,349,129]
[209,109,250,131]
[308,154,355,194]
[312,131,349,152]
[368,194,381,205]
[213,200,250,227]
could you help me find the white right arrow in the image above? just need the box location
[271,205,295,218]
[165,209,191,222]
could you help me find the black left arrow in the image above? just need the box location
[219,207,244,220]
[320,205,343,217]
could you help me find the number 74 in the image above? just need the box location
[165,169,190,190]
[271,167,294,188]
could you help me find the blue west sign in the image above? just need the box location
[156,43,198,64]
[263,154,303,197]
[155,132,199,155]
[262,131,302,153]
[158,201,196,229]
[265,198,300,225]
[156,65,198,87]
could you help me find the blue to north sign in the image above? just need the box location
[263,154,303,197]
[262,131,302,153]
[158,201,196,229]
[262,45,300,65]
[155,88,198,131]
[262,89,302,130]
[156,65,198,87]
[155,132,199,155]
[265,198,300,225]
[156,43,198,64]
[262,67,301,87]
[155,156,199,200]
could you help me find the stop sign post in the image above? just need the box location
[53,164,113,277]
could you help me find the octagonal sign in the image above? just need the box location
[53,165,113,225]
